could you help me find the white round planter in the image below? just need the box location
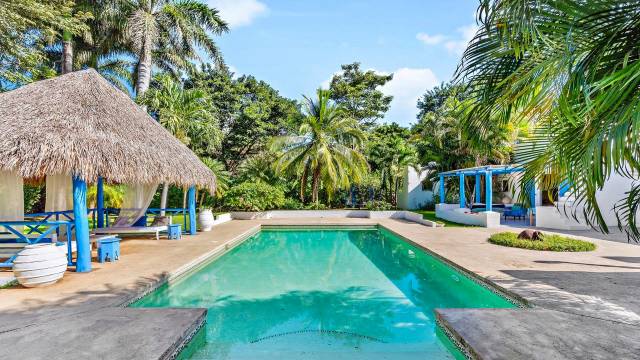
[197,209,215,232]
[13,244,67,288]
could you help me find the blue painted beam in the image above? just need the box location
[459,173,465,208]
[559,180,570,197]
[97,177,104,228]
[485,170,493,211]
[439,175,445,204]
[475,174,482,203]
[187,186,197,235]
[528,181,537,208]
[73,176,91,272]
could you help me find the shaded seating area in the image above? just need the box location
[435,165,536,227]
[0,69,216,272]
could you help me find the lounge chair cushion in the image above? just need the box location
[113,216,131,227]
[150,216,170,227]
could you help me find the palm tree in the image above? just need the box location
[274,89,368,204]
[140,73,221,213]
[0,0,88,83]
[120,0,228,97]
[456,1,640,238]
[69,0,135,89]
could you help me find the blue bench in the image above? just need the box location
[504,205,527,220]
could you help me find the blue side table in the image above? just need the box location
[97,236,120,263]
[167,224,182,240]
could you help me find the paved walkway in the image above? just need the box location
[0,218,639,359]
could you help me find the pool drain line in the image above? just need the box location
[249,329,386,344]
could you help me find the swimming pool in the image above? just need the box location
[132,226,516,359]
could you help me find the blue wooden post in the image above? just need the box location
[558,180,570,197]
[187,186,196,235]
[73,176,91,272]
[97,177,104,228]
[529,181,537,208]
[475,174,482,203]
[439,175,445,203]
[485,170,493,211]
[459,173,465,208]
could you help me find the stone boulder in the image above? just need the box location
[518,229,544,241]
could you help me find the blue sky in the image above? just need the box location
[207,0,479,126]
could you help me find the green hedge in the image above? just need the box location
[488,232,596,252]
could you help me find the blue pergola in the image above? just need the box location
[438,164,535,211]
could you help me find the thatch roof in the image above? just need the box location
[0,69,215,191]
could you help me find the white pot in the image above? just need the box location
[198,209,215,232]
[13,244,67,288]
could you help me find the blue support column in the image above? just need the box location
[475,174,482,204]
[439,175,445,204]
[558,179,570,197]
[459,173,465,208]
[485,171,493,211]
[529,181,537,208]
[72,176,91,272]
[97,177,104,228]
[187,186,197,235]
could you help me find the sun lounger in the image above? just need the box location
[93,226,167,241]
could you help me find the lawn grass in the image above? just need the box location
[489,231,596,252]
[414,210,475,227]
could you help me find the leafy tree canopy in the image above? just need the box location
[416,82,465,120]
[189,65,302,172]
[329,62,393,127]
[0,0,89,87]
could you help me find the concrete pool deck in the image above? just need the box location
[0,218,639,359]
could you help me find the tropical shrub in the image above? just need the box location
[305,202,328,210]
[24,185,42,214]
[365,200,394,211]
[223,182,285,211]
[281,198,305,210]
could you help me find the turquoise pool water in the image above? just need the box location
[132,227,515,359]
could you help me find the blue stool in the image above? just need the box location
[97,236,120,263]
[167,224,182,240]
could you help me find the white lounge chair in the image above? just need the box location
[92,215,171,241]
[93,225,166,240]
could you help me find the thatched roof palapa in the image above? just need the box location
[0,69,215,191]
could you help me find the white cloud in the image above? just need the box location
[444,24,478,55]
[416,32,445,45]
[227,65,240,78]
[320,70,345,89]
[381,68,439,126]
[207,0,268,28]
[416,23,479,55]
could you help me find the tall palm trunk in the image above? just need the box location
[135,43,153,97]
[62,31,73,74]
[159,184,169,216]
[134,41,163,211]
[300,163,309,203]
[311,165,321,203]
